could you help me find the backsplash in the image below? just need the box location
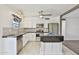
[3,27,48,37]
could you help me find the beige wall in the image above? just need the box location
[62,9,79,40]
[0,5,24,39]
[21,16,60,28]
[0,5,11,39]
[65,18,79,40]
[21,16,60,35]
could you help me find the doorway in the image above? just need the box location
[48,23,59,35]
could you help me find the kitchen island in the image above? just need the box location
[40,36,64,55]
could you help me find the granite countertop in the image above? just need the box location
[40,36,64,42]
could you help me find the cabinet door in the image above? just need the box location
[40,42,62,55]
[17,35,23,54]
[2,38,17,55]
[28,33,36,41]
[23,34,28,46]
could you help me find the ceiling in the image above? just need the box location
[5,4,77,18]
[62,8,79,19]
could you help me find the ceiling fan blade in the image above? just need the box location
[22,15,40,18]
[42,14,52,16]
[39,10,52,17]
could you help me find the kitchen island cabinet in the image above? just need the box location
[40,36,64,55]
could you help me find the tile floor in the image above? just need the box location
[19,41,77,55]
[19,41,40,55]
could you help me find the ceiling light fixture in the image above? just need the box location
[40,15,43,18]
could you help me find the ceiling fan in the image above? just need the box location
[39,10,52,16]
[38,10,52,19]
[11,9,52,19]
[21,10,52,19]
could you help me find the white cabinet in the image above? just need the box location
[26,33,36,41]
[40,42,63,55]
[23,33,36,46]
[2,37,17,55]
[23,34,29,46]
[29,33,36,41]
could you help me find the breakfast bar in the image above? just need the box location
[40,36,64,55]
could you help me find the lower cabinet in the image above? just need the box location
[23,33,36,42]
[2,37,17,55]
[17,35,23,54]
[29,33,36,41]
[1,33,36,55]
[2,35,23,55]
[23,34,29,46]
[40,42,63,55]
[22,33,36,46]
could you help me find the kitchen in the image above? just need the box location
[0,4,76,55]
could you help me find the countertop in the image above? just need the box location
[2,28,34,37]
[40,36,64,42]
[2,28,48,38]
